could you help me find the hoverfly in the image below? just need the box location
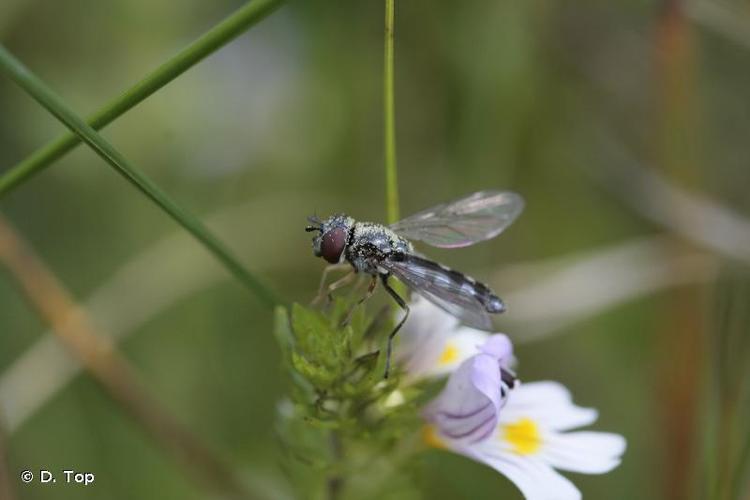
[306,190,524,377]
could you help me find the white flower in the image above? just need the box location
[398,296,626,498]
[424,381,626,500]
[397,296,504,381]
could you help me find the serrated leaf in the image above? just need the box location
[326,296,354,327]
[291,302,350,375]
[291,351,336,388]
[340,350,381,396]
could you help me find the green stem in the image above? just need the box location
[326,430,343,500]
[383,0,399,224]
[0,44,281,309]
[0,0,283,197]
[731,432,750,500]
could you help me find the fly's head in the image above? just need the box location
[305,214,354,264]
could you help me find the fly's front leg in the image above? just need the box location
[323,271,356,305]
[381,275,409,379]
[312,263,351,305]
[341,275,378,327]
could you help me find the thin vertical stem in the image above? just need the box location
[326,430,343,500]
[383,0,399,224]
[731,433,750,500]
[653,3,705,500]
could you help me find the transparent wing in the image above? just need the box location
[380,255,493,330]
[390,190,524,248]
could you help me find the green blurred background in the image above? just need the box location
[2,0,749,498]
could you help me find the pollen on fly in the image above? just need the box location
[306,190,524,378]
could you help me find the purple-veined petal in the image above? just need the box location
[423,335,513,444]
[478,334,513,362]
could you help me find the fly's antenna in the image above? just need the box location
[306,214,322,232]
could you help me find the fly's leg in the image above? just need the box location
[312,263,351,305]
[323,271,356,305]
[381,275,410,379]
[341,275,378,327]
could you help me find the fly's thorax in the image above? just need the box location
[351,222,413,253]
[346,222,414,274]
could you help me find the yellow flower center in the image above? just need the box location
[502,418,542,455]
[422,425,446,449]
[438,344,459,365]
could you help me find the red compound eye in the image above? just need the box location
[321,227,347,263]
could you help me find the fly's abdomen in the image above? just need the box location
[468,278,506,314]
[455,271,505,314]
[403,254,506,314]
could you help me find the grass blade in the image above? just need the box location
[0,44,281,308]
[0,0,283,197]
[0,215,258,499]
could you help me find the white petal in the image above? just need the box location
[541,431,627,474]
[501,381,598,431]
[399,297,492,381]
[422,327,490,379]
[464,445,582,500]
[406,295,460,334]
[397,297,460,379]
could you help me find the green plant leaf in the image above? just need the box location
[273,306,294,361]
[290,303,352,379]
